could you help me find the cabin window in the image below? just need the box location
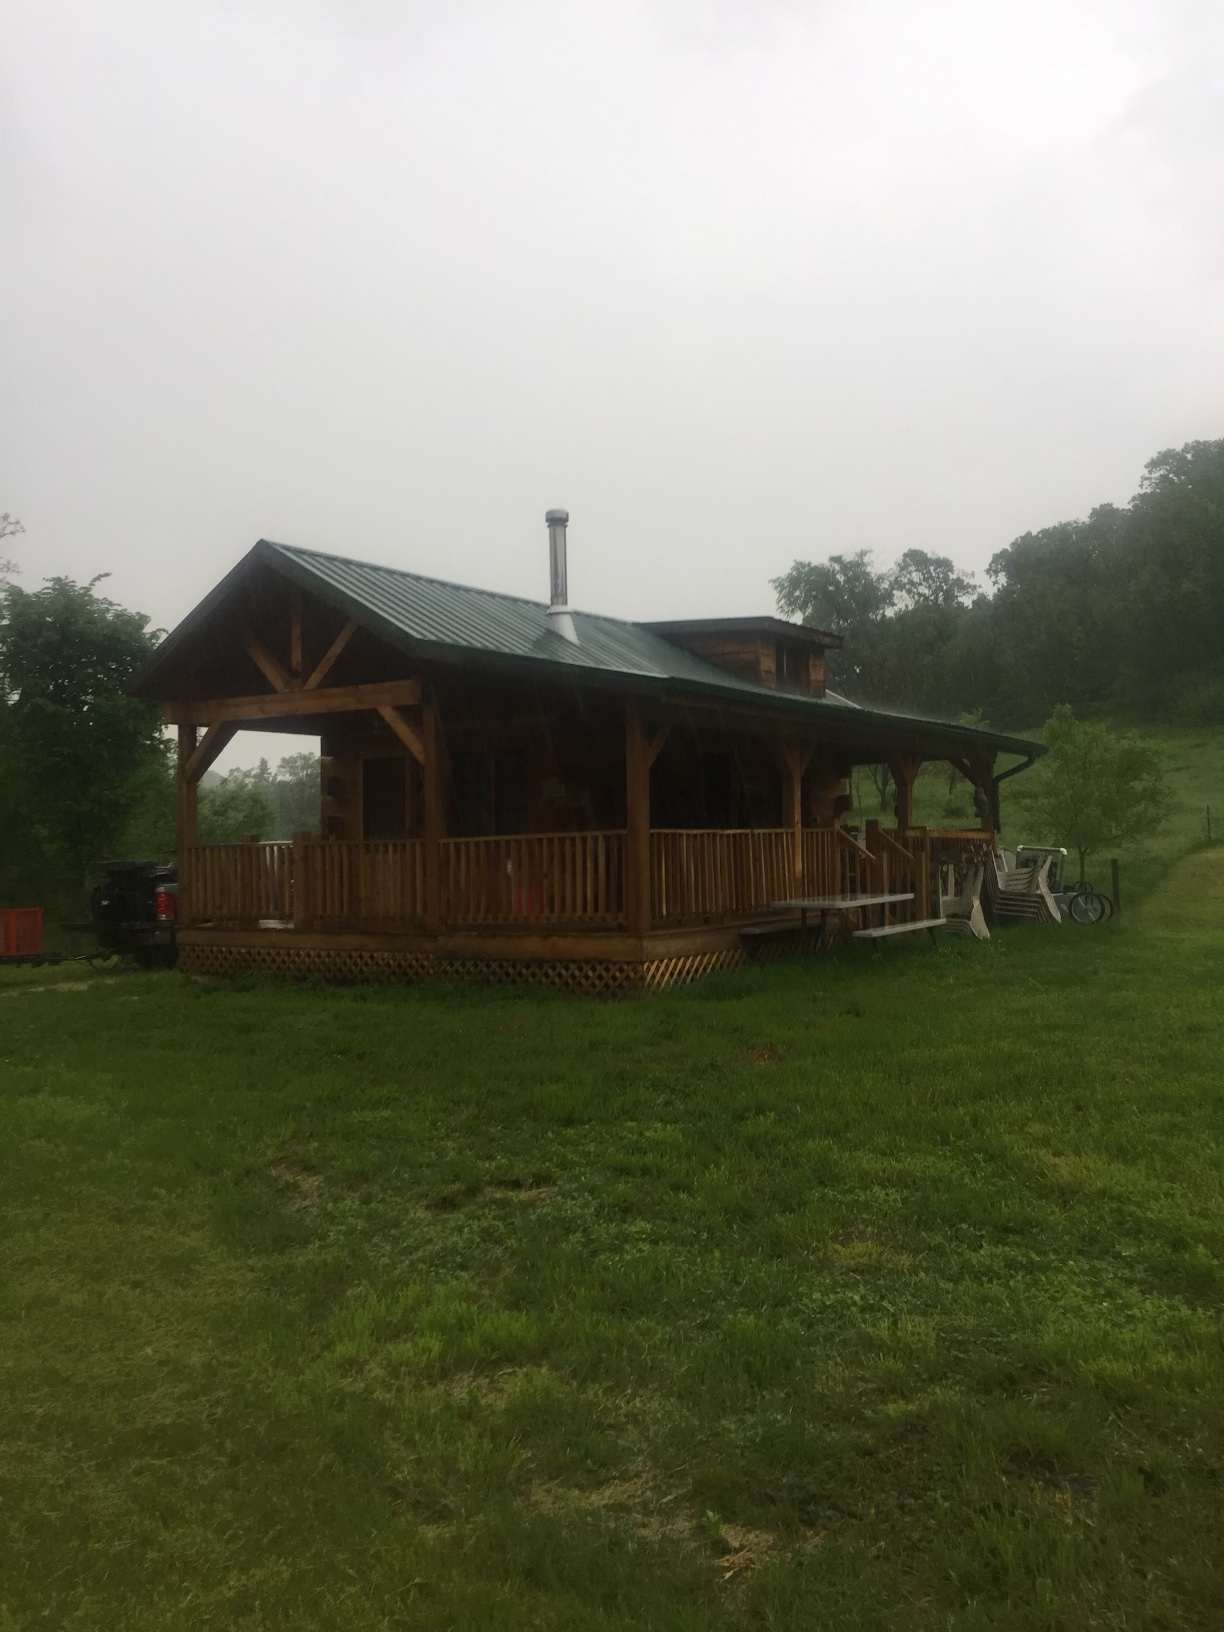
[777,642,810,692]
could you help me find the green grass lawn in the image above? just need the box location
[3,845,1224,1629]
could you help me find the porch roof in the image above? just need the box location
[134,539,1044,761]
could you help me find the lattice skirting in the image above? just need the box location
[178,941,747,995]
[180,942,435,984]
[642,949,745,991]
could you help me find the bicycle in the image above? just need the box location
[1062,880,1114,924]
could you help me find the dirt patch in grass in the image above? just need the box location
[425,1175,555,1212]
[269,1160,322,1209]
[750,1042,785,1065]
[531,1471,695,1545]
[716,1522,785,1581]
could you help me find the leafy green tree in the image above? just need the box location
[112,751,319,854]
[985,507,1125,718]
[273,752,320,835]
[891,548,975,609]
[200,769,276,843]
[0,514,21,583]
[773,549,896,695]
[0,575,164,893]
[1119,440,1224,706]
[774,548,978,713]
[1012,706,1172,882]
[113,758,177,859]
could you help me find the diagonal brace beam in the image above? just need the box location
[377,704,425,764]
[244,632,293,693]
[184,721,239,784]
[645,725,670,770]
[304,618,356,691]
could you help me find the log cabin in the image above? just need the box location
[130,510,1044,992]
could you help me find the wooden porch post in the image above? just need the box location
[969,750,998,832]
[422,692,446,934]
[625,699,652,935]
[780,741,810,892]
[890,753,920,831]
[176,725,199,924]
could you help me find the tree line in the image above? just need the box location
[773,438,1224,726]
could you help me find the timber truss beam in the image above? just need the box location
[164,677,422,727]
[242,602,359,696]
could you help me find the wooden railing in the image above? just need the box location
[441,832,625,926]
[835,826,874,897]
[651,829,796,924]
[183,842,294,925]
[182,825,992,935]
[857,822,926,923]
[301,840,425,929]
[802,827,837,899]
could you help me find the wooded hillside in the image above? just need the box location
[774,438,1224,726]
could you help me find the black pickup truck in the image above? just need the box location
[90,860,178,965]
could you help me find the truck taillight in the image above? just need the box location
[154,888,177,923]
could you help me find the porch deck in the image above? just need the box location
[177,826,992,992]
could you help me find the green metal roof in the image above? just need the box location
[136,539,1044,762]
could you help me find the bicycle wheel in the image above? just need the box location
[1069,889,1106,925]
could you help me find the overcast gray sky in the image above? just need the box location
[6,0,1222,769]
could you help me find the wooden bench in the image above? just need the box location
[739,917,816,944]
[738,916,829,960]
[852,917,946,950]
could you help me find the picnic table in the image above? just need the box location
[770,892,915,932]
[747,892,916,951]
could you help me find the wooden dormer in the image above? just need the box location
[641,617,840,698]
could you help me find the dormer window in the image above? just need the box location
[642,617,837,699]
[777,641,808,692]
